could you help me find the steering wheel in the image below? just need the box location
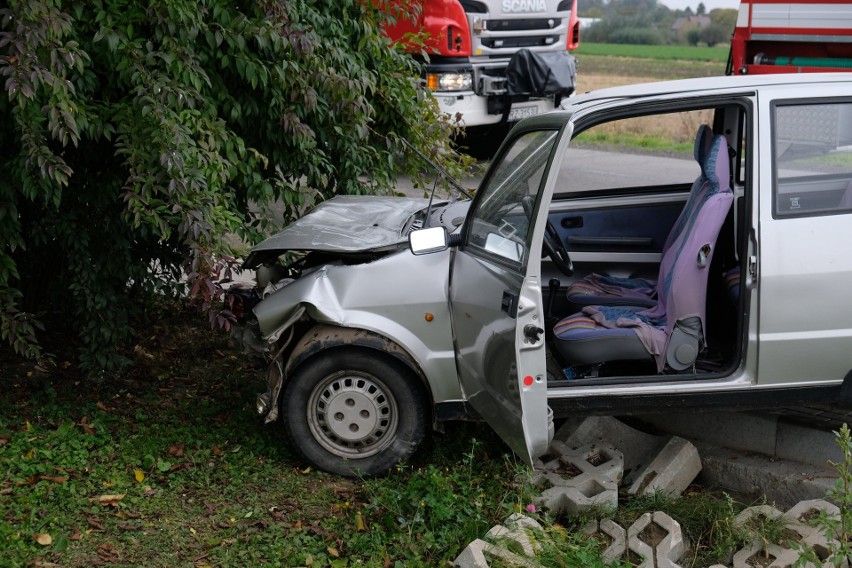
[543,220,573,277]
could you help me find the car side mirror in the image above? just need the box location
[409,226,449,255]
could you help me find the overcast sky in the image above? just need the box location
[657,0,739,10]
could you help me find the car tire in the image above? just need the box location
[281,348,428,477]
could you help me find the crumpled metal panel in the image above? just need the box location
[251,195,438,254]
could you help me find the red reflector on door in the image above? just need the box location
[523,375,534,387]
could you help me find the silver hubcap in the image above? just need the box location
[307,370,398,459]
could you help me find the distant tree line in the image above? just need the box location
[579,0,738,46]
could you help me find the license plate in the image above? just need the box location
[507,106,539,122]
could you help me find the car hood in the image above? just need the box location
[244,195,444,267]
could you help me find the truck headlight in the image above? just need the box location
[427,72,472,92]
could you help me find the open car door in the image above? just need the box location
[449,117,572,464]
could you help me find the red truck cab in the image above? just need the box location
[383,0,579,155]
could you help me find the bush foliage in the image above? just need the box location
[0,0,465,376]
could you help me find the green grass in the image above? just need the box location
[0,311,537,567]
[576,42,730,63]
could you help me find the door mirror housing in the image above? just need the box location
[409,226,449,255]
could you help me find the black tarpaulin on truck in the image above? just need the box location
[506,48,577,97]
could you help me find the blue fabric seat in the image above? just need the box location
[553,134,734,372]
[564,125,716,309]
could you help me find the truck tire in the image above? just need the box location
[281,348,428,477]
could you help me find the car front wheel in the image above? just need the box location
[281,348,428,477]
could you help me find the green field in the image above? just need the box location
[574,42,729,80]
[575,42,730,63]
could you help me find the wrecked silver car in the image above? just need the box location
[233,74,852,476]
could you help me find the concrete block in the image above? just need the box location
[731,541,800,568]
[454,539,491,568]
[535,472,618,515]
[485,524,535,557]
[639,411,779,457]
[697,444,837,510]
[454,514,545,568]
[776,421,843,468]
[578,519,628,563]
[453,538,541,568]
[626,511,689,568]
[628,436,702,497]
[598,518,628,564]
[553,416,667,485]
[733,504,784,529]
[783,499,842,560]
[503,513,544,533]
[534,441,624,488]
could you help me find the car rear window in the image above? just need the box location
[772,101,852,218]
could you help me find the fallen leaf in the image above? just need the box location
[133,469,145,483]
[327,546,339,558]
[167,444,184,457]
[40,475,68,484]
[355,512,366,532]
[211,445,223,457]
[0,436,10,445]
[90,494,125,507]
[69,528,82,541]
[25,420,32,431]
[115,510,141,520]
[0,487,13,495]
[96,542,120,561]
[87,516,106,531]
[305,554,314,566]
[34,533,52,545]
[299,466,312,475]
[79,416,95,435]
[96,401,109,412]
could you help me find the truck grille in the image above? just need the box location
[481,35,561,49]
[486,18,562,31]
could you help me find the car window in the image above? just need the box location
[465,129,558,267]
[553,109,714,195]
[773,101,852,218]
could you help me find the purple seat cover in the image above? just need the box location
[555,134,734,371]
[564,125,716,307]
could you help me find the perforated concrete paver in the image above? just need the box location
[626,511,689,568]
[535,472,618,515]
[454,514,543,568]
[582,518,628,564]
[627,436,702,497]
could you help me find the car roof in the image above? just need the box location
[565,72,852,108]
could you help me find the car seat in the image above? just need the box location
[553,134,734,372]
[564,124,716,309]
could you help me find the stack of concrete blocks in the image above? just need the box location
[533,416,703,515]
[453,513,544,568]
[455,416,843,567]
[532,417,701,567]
[708,499,844,568]
[531,440,622,515]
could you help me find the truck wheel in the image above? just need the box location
[281,349,428,477]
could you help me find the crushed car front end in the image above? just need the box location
[228,195,472,441]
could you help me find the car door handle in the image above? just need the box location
[560,216,584,228]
